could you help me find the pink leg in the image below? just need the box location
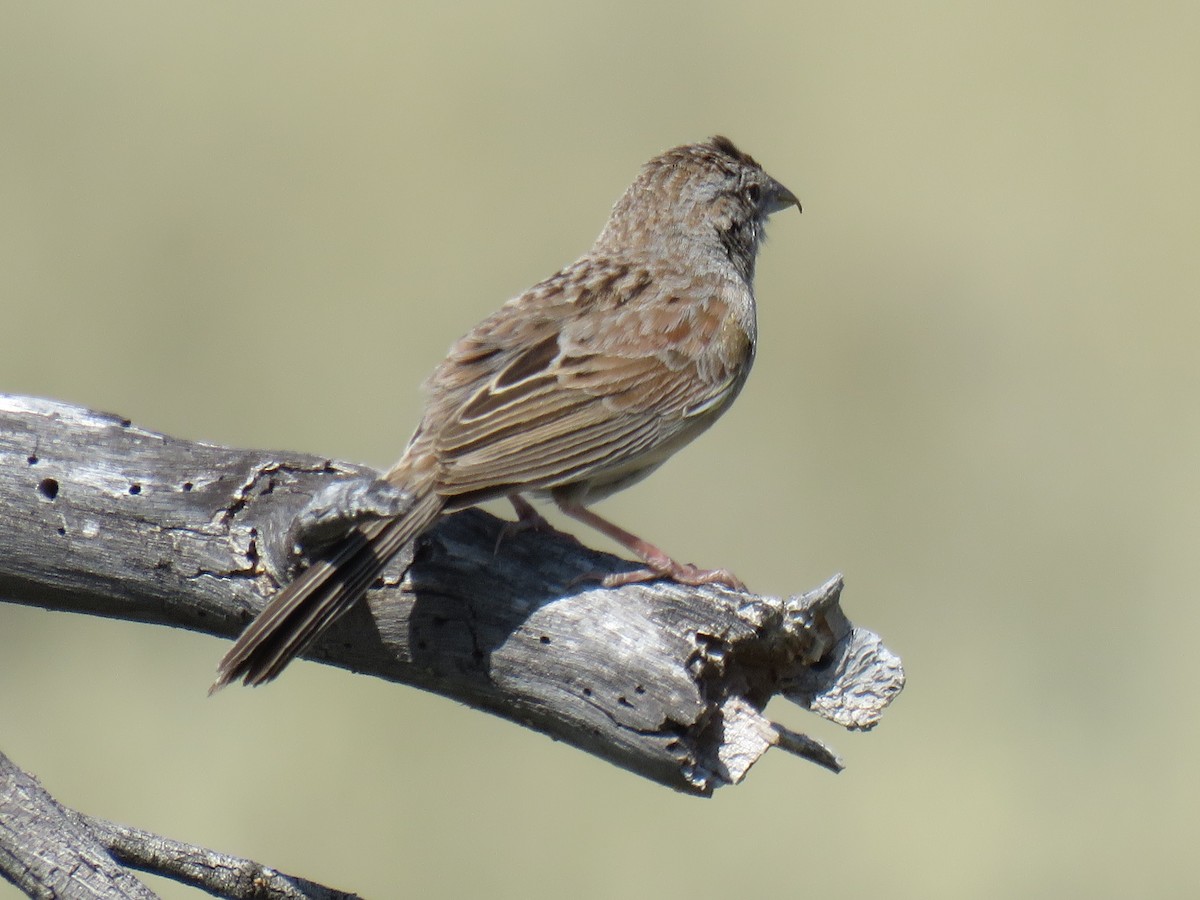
[508,494,553,530]
[494,494,576,554]
[556,500,746,591]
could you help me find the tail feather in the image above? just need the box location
[211,490,444,691]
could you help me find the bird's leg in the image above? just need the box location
[494,493,576,555]
[555,500,747,591]
[508,494,554,530]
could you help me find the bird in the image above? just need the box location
[212,136,799,691]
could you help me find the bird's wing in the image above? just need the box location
[419,265,753,498]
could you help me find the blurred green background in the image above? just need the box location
[2,2,1198,897]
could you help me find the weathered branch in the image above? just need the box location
[0,394,903,794]
[0,749,358,899]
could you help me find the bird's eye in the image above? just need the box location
[745,184,762,205]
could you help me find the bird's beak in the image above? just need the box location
[765,179,801,215]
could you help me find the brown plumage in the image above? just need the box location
[213,136,799,690]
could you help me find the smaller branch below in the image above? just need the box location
[0,749,359,900]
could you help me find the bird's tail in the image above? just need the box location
[211,489,444,692]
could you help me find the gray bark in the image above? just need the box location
[0,749,358,898]
[0,394,903,792]
[0,749,159,899]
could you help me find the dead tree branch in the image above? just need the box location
[0,394,903,793]
[0,749,358,898]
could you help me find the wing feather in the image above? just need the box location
[418,265,753,500]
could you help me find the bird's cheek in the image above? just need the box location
[705,208,734,235]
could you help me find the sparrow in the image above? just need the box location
[213,136,799,690]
